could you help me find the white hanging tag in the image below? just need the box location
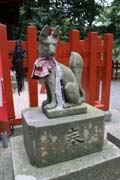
[54,59,64,109]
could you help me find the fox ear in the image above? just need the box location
[40,25,49,38]
[52,25,59,37]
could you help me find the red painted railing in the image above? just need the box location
[0,24,113,127]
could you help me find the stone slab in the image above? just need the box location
[107,123,120,148]
[22,104,105,167]
[43,103,87,118]
[11,135,120,180]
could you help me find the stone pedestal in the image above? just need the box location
[22,104,105,167]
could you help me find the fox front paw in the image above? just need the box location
[45,102,57,109]
[63,103,72,109]
[42,99,50,107]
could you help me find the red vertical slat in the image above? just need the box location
[27,26,38,107]
[101,34,113,110]
[0,24,15,119]
[69,30,80,52]
[87,32,98,105]
[95,36,102,101]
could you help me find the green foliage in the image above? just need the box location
[15,0,106,41]
[10,0,120,62]
[93,0,120,62]
[113,39,120,61]
[94,7,112,27]
[110,0,120,39]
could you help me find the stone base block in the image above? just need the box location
[43,103,87,118]
[11,136,120,180]
[22,104,105,167]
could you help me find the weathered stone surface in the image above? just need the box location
[43,103,87,118]
[22,104,105,167]
[11,136,120,180]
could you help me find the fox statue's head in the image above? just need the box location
[39,25,59,58]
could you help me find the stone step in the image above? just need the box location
[11,136,120,180]
[107,123,120,148]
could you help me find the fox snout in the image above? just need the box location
[48,43,56,56]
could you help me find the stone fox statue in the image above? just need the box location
[32,25,85,109]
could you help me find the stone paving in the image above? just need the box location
[107,82,120,127]
[0,141,13,180]
[106,80,120,131]
[0,80,120,180]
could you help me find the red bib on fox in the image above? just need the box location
[32,57,55,82]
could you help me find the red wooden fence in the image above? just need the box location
[112,61,120,80]
[0,24,113,128]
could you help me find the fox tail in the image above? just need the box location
[69,51,85,102]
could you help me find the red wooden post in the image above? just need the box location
[95,36,103,102]
[0,58,9,134]
[87,32,98,105]
[69,30,80,52]
[0,24,15,120]
[27,26,38,107]
[101,34,113,110]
